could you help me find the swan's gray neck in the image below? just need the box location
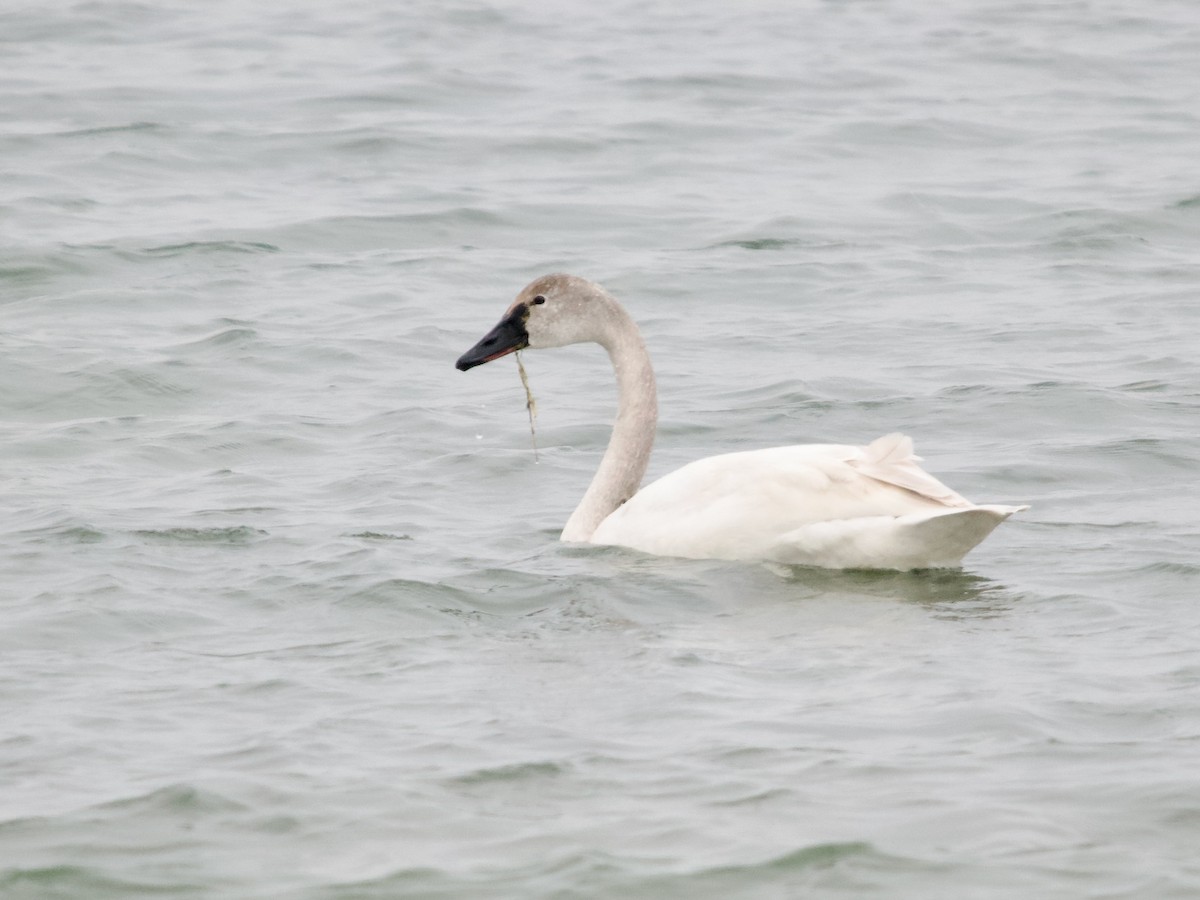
[560,309,657,542]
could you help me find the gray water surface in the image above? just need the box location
[3,2,1200,897]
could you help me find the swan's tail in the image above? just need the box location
[769,505,1027,571]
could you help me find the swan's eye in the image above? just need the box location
[532,295,546,305]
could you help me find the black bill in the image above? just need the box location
[455,303,530,371]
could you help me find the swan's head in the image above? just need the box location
[455,274,614,371]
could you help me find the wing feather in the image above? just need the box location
[846,433,973,509]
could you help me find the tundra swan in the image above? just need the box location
[456,274,1026,570]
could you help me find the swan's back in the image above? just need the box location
[590,434,1025,569]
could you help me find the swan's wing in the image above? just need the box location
[588,437,1025,567]
[769,505,1025,570]
[592,441,968,559]
[846,433,972,509]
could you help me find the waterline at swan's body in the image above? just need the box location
[456,274,1026,571]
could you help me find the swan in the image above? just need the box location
[455,274,1026,570]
